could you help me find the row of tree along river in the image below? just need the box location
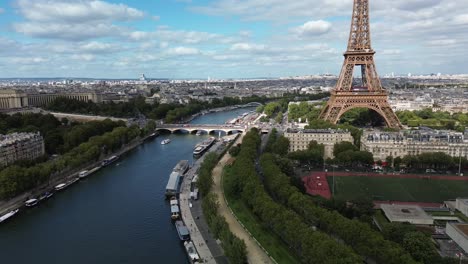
[0,107,255,264]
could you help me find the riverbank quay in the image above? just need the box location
[179,140,228,264]
[0,133,153,217]
[180,105,257,124]
[212,132,274,264]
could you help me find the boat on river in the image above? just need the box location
[173,160,189,174]
[165,160,190,198]
[54,183,67,191]
[175,220,190,241]
[193,137,216,157]
[0,209,19,223]
[171,205,180,220]
[161,139,171,145]
[101,155,119,167]
[78,170,89,179]
[25,198,38,207]
[184,241,200,263]
[38,191,54,201]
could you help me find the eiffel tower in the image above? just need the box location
[319,0,402,129]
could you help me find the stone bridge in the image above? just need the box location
[156,124,246,134]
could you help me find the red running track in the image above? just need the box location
[302,172,331,199]
[303,171,468,200]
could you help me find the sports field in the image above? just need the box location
[327,176,468,203]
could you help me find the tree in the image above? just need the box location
[271,136,289,156]
[333,141,358,157]
[402,232,439,263]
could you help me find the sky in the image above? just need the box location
[0,0,467,79]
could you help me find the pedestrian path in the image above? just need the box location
[179,146,219,264]
[211,134,274,264]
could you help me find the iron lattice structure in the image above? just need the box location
[320,0,402,129]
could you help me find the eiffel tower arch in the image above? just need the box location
[320,0,402,129]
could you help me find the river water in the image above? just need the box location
[0,107,255,264]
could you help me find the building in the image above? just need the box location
[361,128,468,161]
[446,223,468,254]
[0,90,29,109]
[380,204,434,225]
[284,128,353,158]
[0,132,45,167]
[0,89,102,110]
[27,92,102,107]
[456,198,468,217]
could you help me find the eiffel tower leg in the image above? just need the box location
[319,96,343,124]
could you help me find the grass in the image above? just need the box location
[222,172,300,264]
[374,210,390,228]
[328,176,468,203]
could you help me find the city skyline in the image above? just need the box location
[1,0,468,79]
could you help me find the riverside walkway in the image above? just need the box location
[179,141,225,264]
[212,133,274,264]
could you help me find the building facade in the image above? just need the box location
[0,90,29,109]
[361,128,468,161]
[284,128,353,158]
[27,92,102,107]
[0,89,102,110]
[446,223,468,254]
[456,198,468,217]
[0,132,45,167]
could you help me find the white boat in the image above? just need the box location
[173,160,190,174]
[78,170,89,178]
[193,137,216,156]
[171,205,180,220]
[161,139,171,145]
[25,199,38,207]
[184,241,200,262]
[0,209,19,223]
[170,197,179,206]
[195,131,202,136]
[55,183,67,191]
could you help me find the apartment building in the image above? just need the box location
[0,132,45,167]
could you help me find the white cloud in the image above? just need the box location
[291,20,332,38]
[381,49,402,55]
[166,47,200,56]
[16,0,144,22]
[230,43,267,52]
[13,22,121,41]
[453,14,468,25]
[10,57,49,64]
[13,0,145,41]
[426,39,457,46]
[79,41,121,53]
[71,54,95,61]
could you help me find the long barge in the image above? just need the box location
[165,160,190,198]
[193,137,216,157]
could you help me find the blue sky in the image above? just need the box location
[1,0,468,79]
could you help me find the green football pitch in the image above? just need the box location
[327,176,468,203]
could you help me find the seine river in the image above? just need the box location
[0,107,255,264]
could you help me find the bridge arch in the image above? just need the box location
[155,128,173,134]
[242,102,263,107]
[336,105,392,128]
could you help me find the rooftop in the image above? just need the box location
[381,204,433,224]
[455,224,468,237]
[286,128,350,134]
